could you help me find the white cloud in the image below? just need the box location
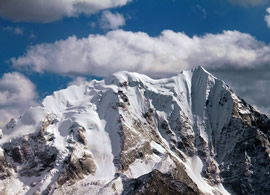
[0,72,37,127]
[11,30,270,77]
[0,0,131,23]
[3,26,24,35]
[265,8,270,28]
[228,0,268,6]
[68,77,88,86]
[100,11,125,30]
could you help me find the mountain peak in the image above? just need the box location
[192,65,218,80]
[193,65,207,72]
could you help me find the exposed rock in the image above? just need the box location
[119,117,157,172]
[122,169,197,195]
[11,147,24,164]
[218,113,270,195]
[0,147,11,179]
[5,119,16,129]
[58,150,96,185]
[2,117,59,178]
[118,90,130,104]
[170,158,202,194]
[77,127,87,146]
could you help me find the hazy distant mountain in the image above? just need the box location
[0,66,269,195]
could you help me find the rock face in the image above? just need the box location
[0,66,269,195]
[217,105,270,195]
[122,170,197,195]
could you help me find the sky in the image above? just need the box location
[0,0,270,127]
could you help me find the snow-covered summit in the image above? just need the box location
[0,66,270,195]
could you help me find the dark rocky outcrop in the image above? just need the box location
[0,148,12,180]
[57,150,96,186]
[122,169,197,195]
[217,107,270,195]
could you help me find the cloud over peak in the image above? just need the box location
[0,0,131,23]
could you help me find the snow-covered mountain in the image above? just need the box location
[0,66,270,195]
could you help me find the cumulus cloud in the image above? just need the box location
[3,26,24,35]
[265,8,270,28]
[99,11,126,30]
[228,0,268,6]
[11,30,270,77]
[0,0,131,23]
[0,72,37,127]
[68,77,88,86]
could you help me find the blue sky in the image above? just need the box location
[0,0,270,126]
